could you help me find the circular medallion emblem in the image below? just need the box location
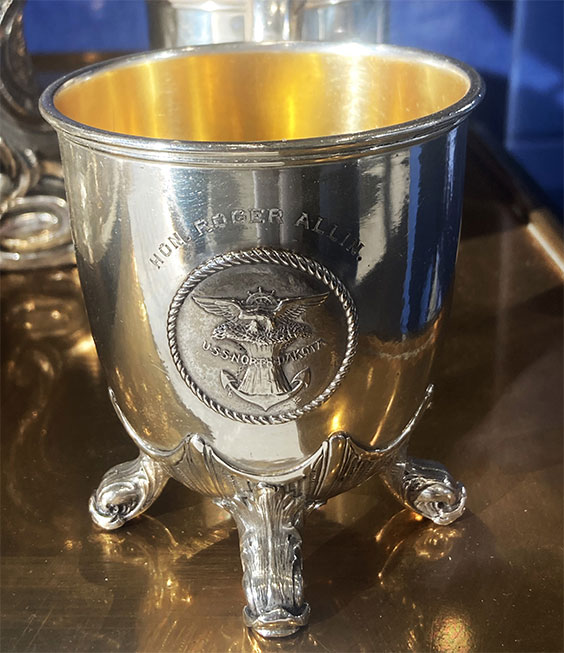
[167,248,358,425]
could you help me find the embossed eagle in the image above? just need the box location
[192,287,329,345]
[192,287,328,403]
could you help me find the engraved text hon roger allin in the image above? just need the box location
[149,208,364,270]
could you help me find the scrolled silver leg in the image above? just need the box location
[218,482,310,638]
[382,447,467,526]
[89,452,169,530]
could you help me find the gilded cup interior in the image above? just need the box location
[53,48,471,143]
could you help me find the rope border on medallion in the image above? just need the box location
[167,248,358,425]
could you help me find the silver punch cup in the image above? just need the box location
[40,43,484,638]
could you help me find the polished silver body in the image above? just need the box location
[40,42,484,638]
[148,0,388,47]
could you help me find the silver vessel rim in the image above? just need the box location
[39,41,485,163]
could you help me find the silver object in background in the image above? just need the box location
[302,0,388,43]
[148,0,388,47]
[148,0,248,47]
[0,0,73,270]
[40,42,484,638]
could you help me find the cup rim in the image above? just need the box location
[39,41,485,164]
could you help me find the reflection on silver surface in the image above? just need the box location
[1,268,95,538]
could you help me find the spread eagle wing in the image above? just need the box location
[192,295,242,319]
[274,292,329,320]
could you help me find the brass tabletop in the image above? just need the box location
[1,135,563,652]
